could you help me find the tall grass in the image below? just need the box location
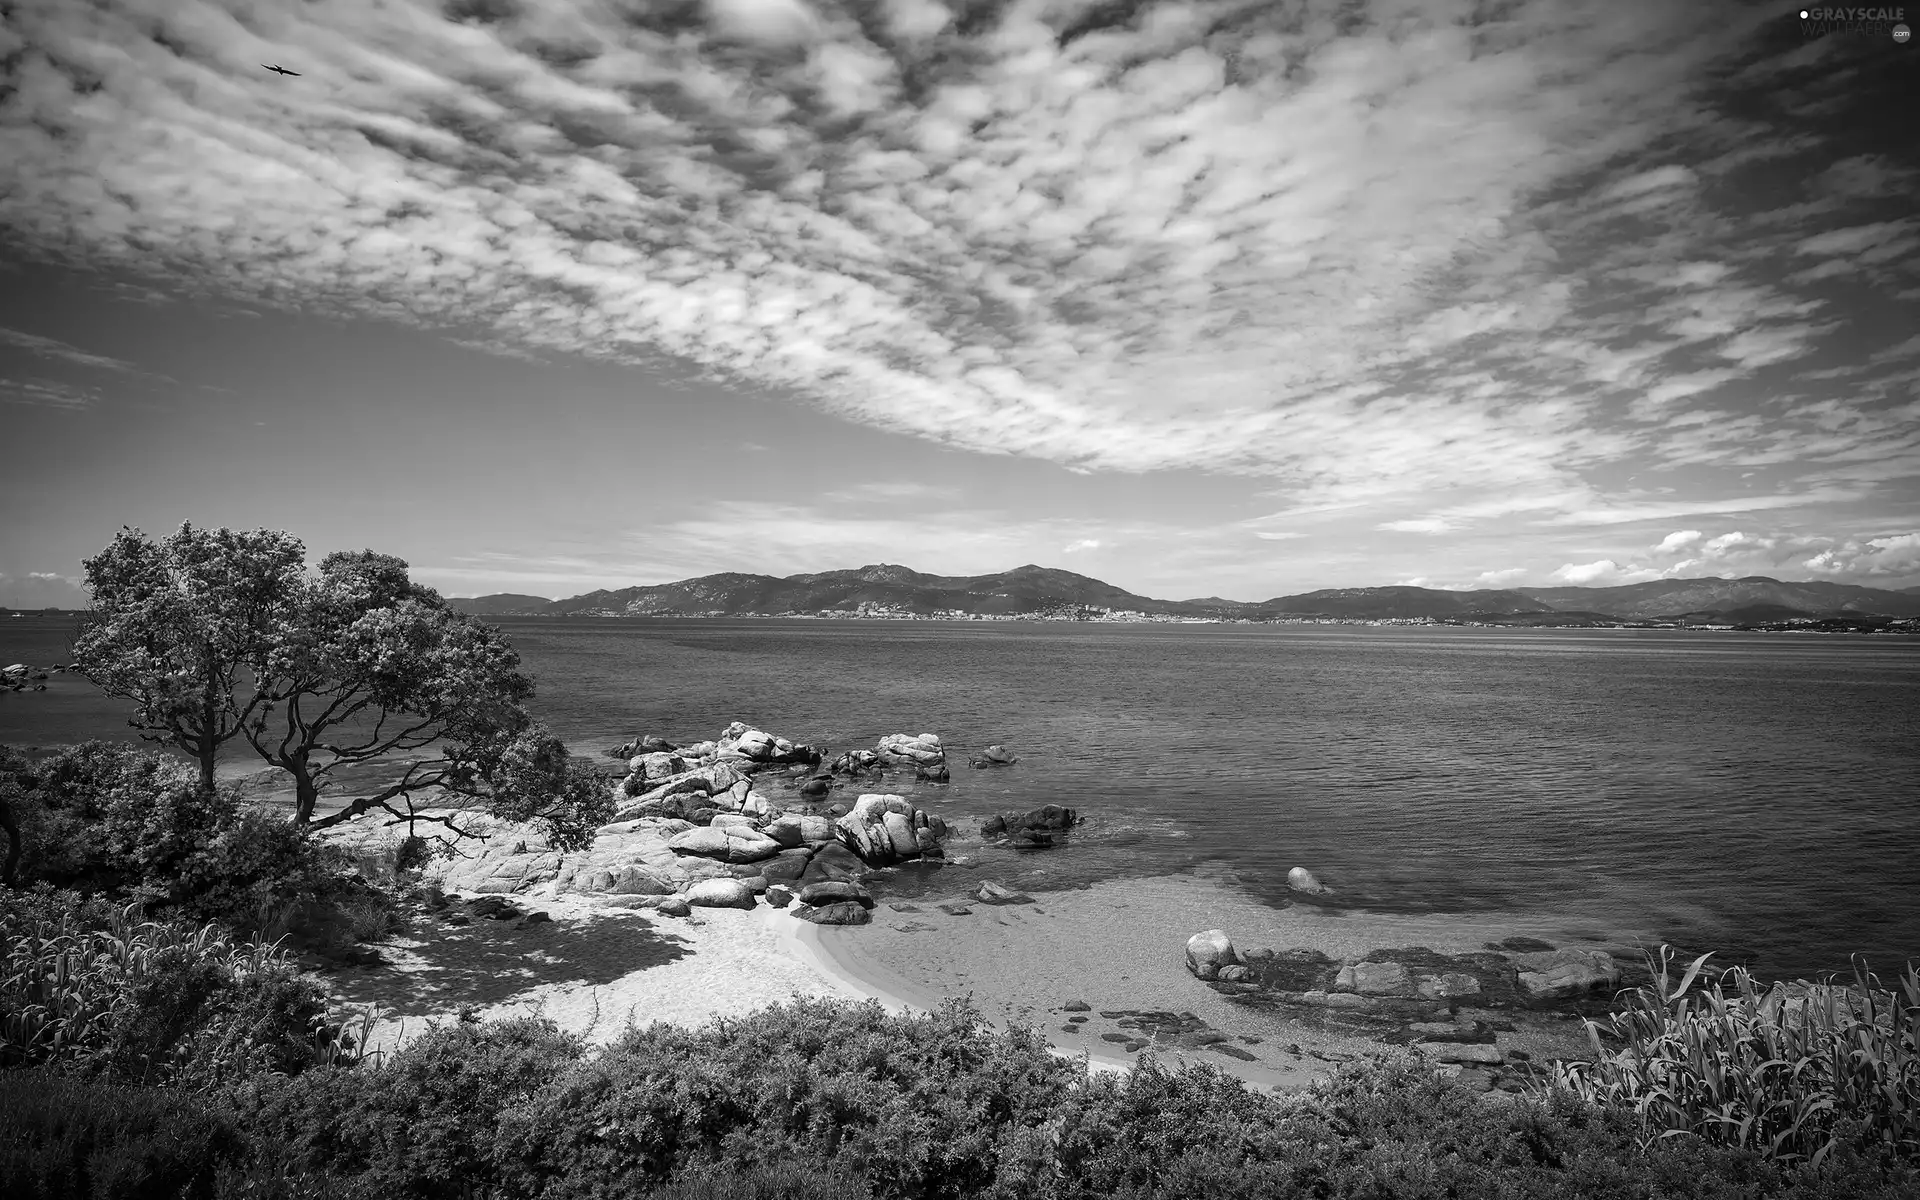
[1551,945,1920,1168]
[1,901,363,1086]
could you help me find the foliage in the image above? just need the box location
[1,741,350,936]
[1552,945,1920,1169]
[71,524,610,849]
[228,1016,587,1200]
[0,891,358,1087]
[73,524,306,795]
[0,1067,247,1200]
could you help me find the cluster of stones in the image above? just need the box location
[1184,928,1625,1089]
[980,804,1079,850]
[1056,999,1264,1059]
[2,662,60,692]
[333,723,965,928]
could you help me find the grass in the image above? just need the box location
[1550,944,1920,1168]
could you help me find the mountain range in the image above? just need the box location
[447,565,1920,622]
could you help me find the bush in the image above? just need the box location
[2,741,353,937]
[228,1016,587,1199]
[0,889,357,1087]
[493,996,1075,1200]
[0,1067,245,1199]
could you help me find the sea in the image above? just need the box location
[4,614,1916,982]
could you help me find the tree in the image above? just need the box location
[73,524,306,796]
[73,527,609,850]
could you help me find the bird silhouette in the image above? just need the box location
[262,64,300,76]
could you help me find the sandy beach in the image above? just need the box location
[320,866,1609,1091]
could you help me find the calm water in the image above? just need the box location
[5,615,1916,980]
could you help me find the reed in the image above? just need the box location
[1,901,364,1085]
[1549,944,1920,1168]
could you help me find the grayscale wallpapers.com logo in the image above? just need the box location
[1798,6,1912,39]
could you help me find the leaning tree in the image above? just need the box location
[73,525,608,849]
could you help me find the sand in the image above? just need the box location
[320,868,1608,1091]
[322,896,870,1057]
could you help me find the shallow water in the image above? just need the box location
[5,615,1915,980]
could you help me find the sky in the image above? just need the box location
[1,0,1916,607]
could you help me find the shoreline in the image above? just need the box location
[321,869,1610,1096]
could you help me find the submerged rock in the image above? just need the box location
[793,901,871,926]
[1287,866,1330,895]
[969,744,1018,768]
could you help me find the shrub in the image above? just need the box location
[1552,945,1920,1168]
[227,1016,587,1199]
[0,1067,245,1200]
[2,741,355,938]
[0,890,357,1087]
[493,996,1076,1200]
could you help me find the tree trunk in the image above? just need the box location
[292,763,319,826]
[0,799,19,888]
[198,685,220,796]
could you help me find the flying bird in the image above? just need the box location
[262,64,300,76]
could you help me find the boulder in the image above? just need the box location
[793,901,871,926]
[969,744,1018,768]
[1334,961,1418,997]
[797,776,832,799]
[981,805,1079,838]
[799,841,868,886]
[1287,867,1329,895]
[835,794,949,866]
[829,749,881,775]
[667,825,782,864]
[797,881,874,908]
[766,813,835,848]
[915,763,951,783]
[1186,930,1239,980]
[685,878,757,910]
[766,884,794,908]
[760,855,810,883]
[875,733,944,768]
[1511,948,1619,1000]
[655,897,693,917]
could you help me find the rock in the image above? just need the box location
[829,749,881,775]
[1212,1044,1257,1062]
[761,855,809,883]
[710,813,758,830]
[797,776,832,798]
[655,897,693,917]
[875,732,944,768]
[1427,1042,1505,1065]
[798,841,867,886]
[1287,866,1329,895]
[834,794,949,866]
[974,881,1033,906]
[766,813,835,848]
[915,763,950,783]
[793,901,872,926]
[888,902,922,913]
[667,825,782,864]
[1511,948,1619,1000]
[518,911,552,926]
[766,885,794,908]
[1185,930,1239,980]
[937,902,973,916]
[607,866,677,896]
[684,878,757,910]
[1334,961,1418,997]
[442,912,470,926]
[969,744,1018,768]
[1216,965,1253,983]
[797,881,874,908]
[1295,991,1378,1010]
[1062,1000,1092,1012]
[1417,972,1484,999]
[981,805,1080,838]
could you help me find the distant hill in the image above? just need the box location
[446,593,555,616]
[446,569,1920,621]
[1516,576,1920,620]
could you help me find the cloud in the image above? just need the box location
[0,571,88,609]
[1378,518,1453,534]
[1472,567,1529,587]
[1654,529,1704,554]
[0,326,164,378]
[1252,531,1306,541]
[1803,533,1920,580]
[0,377,101,409]
[819,480,958,504]
[1550,559,1663,586]
[0,0,1907,547]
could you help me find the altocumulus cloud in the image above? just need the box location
[0,0,1914,540]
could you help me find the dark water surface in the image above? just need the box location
[5,615,1916,980]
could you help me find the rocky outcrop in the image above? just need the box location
[792,901,871,926]
[828,749,882,775]
[712,721,822,769]
[874,732,945,770]
[666,824,783,864]
[834,794,949,866]
[1511,948,1620,999]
